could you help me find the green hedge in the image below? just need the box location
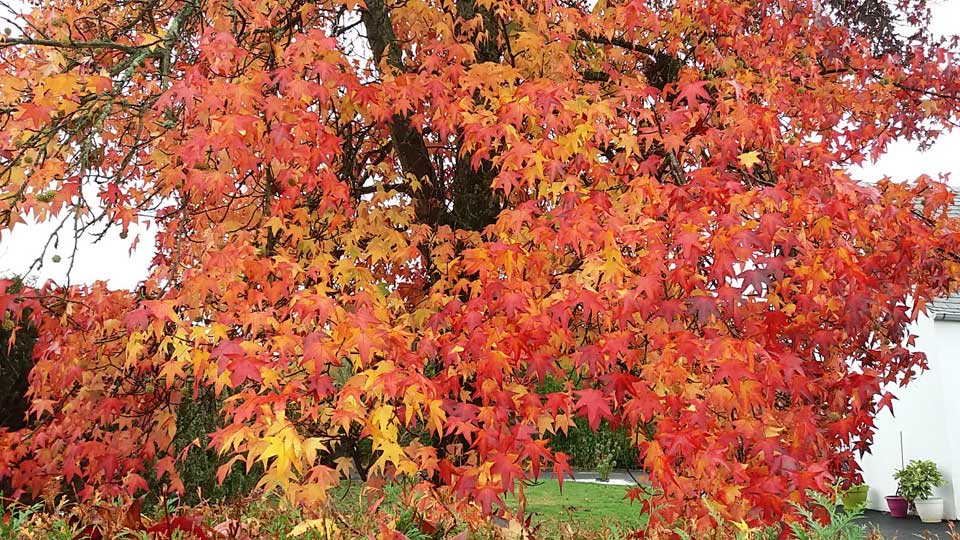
[536,377,641,470]
[0,321,35,431]
[147,388,261,505]
[547,418,639,470]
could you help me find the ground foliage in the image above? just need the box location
[2,0,960,533]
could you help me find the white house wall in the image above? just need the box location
[858,314,960,518]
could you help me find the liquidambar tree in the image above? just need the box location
[2,0,960,532]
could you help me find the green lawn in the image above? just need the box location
[517,481,648,530]
[327,478,646,533]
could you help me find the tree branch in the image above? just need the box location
[575,31,656,57]
[361,0,445,226]
[0,36,156,54]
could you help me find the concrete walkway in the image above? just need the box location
[563,469,646,486]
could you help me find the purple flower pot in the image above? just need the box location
[886,495,909,518]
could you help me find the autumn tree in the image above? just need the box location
[2,0,960,532]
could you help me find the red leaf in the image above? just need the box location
[574,389,613,430]
[147,515,213,540]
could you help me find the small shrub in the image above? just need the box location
[894,460,945,502]
[548,418,638,471]
[594,440,616,481]
[0,499,41,539]
[393,507,433,540]
[786,488,867,540]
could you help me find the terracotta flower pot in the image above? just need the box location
[886,495,909,518]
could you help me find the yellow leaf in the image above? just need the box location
[334,456,354,478]
[290,519,339,538]
[302,437,325,466]
[427,399,446,436]
[125,331,148,367]
[261,366,282,388]
[536,414,555,435]
[41,74,79,97]
[140,32,164,50]
[738,151,761,169]
[264,216,285,235]
[158,358,186,388]
[210,322,230,341]
[763,424,784,438]
[155,410,177,444]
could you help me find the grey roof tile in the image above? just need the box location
[932,295,960,322]
[930,201,960,321]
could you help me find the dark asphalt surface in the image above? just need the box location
[862,510,956,539]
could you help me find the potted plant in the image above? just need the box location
[594,440,616,482]
[887,462,910,518]
[885,493,909,518]
[840,474,870,510]
[894,460,946,523]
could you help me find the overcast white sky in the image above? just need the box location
[0,1,958,290]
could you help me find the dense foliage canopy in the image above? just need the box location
[2,0,960,531]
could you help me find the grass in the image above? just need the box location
[325,477,646,533]
[517,480,648,531]
[4,479,645,540]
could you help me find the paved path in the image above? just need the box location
[862,510,956,539]
[564,469,645,485]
